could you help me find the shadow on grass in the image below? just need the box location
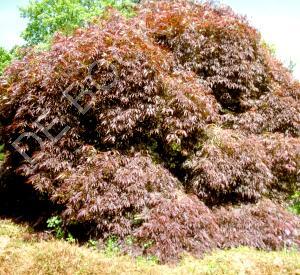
[0,168,59,230]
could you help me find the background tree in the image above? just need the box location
[0,47,12,76]
[20,0,137,45]
[0,46,10,161]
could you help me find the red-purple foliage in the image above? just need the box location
[135,198,300,262]
[0,0,299,262]
[222,87,300,136]
[134,194,222,262]
[215,200,300,250]
[35,147,179,238]
[139,0,271,112]
[184,130,300,205]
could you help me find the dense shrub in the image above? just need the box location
[215,200,300,250]
[138,0,271,112]
[134,194,222,262]
[183,128,273,205]
[25,147,180,238]
[183,129,300,205]
[0,0,299,262]
[222,87,300,136]
[0,13,218,162]
[134,197,300,262]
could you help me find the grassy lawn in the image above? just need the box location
[0,219,299,275]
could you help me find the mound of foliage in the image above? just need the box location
[0,0,299,262]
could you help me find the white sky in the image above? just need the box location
[222,0,300,80]
[0,0,27,48]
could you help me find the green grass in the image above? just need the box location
[290,191,300,215]
[0,219,299,275]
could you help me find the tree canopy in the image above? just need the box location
[20,0,137,45]
[0,47,12,75]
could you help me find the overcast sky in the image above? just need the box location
[222,0,300,80]
[0,0,299,79]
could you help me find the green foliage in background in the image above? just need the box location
[0,144,4,161]
[0,47,12,75]
[261,40,276,56]
[0,47,13,160]
[20,0,137,45]
[290,192,300,215]
[288,59,297,74]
